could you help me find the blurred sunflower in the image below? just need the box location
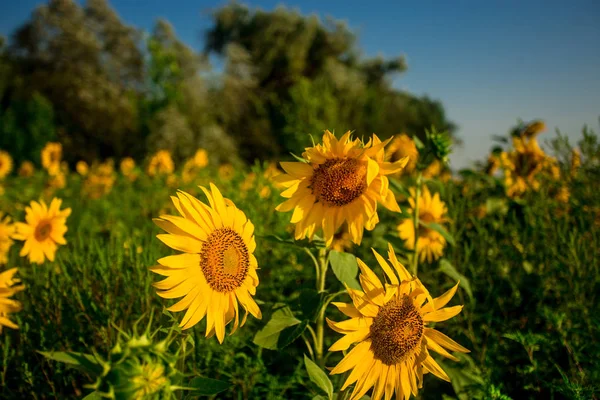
[18,161,35,177]
[422,159,442,179]
[147,150,174,177]
[275,130,407,246]
[218,164,234,181]
[0,151,13,179]
[0,213,16,264]
[41,142,63,176]
[76,161,89,176]
[151,184,261,343]
[193,149,209,168]
[397,186,448,263]
[120,157,136,176]
[501,136,556,198]
[386,134,418,175]
[13,198,71,264]
[521,120,546,137]
[83,161,116,199]
[328,244,469,400]
[0,268,25,333]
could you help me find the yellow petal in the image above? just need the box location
[331,340,371,375]
[328,328,370,352]
[423,354,450,382]
[158,253,201,269]
[156,234,202,254]
[366,157,380,186]
[424,328,470,353]
[331,302,362,318]
[280,162,313,178]
[423,305,463,322]
[372,248,398,285]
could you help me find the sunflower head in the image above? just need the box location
[120,157,136,176]
[386,134,419,175]
[328,244,469,400]
[0,150,13,179]
[151,184,260,343]
[18,161,35,177]
[0,267,25,333]
[520,120,546,138]
[193,149,209,168]
[76,161,89,176]
[147,150,174,177]
[0,213,16,264]
[275,130,408,246]
[218,164,235,181]
[13,198,71,264]
[397,186,448,263]
[41,142,63,176]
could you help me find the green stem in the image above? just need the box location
[411,173,423,276]
[314,247,329,367]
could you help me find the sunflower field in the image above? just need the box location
[0,121,599,400]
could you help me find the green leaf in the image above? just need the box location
[420,220,455,246]
[329,250,361,290]
[304,354,334,400]
[38,351,103,376]
[278,319,308,349]
[438,259,473,303]
[437,354,485,400]
[292,288,324,322]
[253,307,301,350]
[186,376,232,395]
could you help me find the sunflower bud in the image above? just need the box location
[93,333,178,400]
[417,127,453,170]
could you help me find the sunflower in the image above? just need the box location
[193,149,209,168]
[500,136,557,198]
[147,150,174,177]
[397,186,448,263]
[275,130,408,246]
[0,213,16,264]
[41,142,63,176]
[13,198,71,264]
[76,161,89,176]
[218,164,234,181]
[386,134,418,175]
[18,161,35,177]
[120,157,136,176]
[0,151,13,179]
[0,268,25,333]
[151,184,261,343]
[328,244,469,400]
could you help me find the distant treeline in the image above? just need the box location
[0,0,455,166]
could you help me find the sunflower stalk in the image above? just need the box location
[411,172,423,276]
[314,247,329,367]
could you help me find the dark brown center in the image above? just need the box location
[369,295,424,365]
[200,228,249,293]
[35,221,52,241]
[311,158,367,207]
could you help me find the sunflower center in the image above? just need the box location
[200,228,249,293]
[311,158,367,207]
[369,295,424,365]
[35,221,52,241]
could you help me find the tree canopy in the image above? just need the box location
[0,0,456,165]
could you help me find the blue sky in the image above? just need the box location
[2,0,599,169]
